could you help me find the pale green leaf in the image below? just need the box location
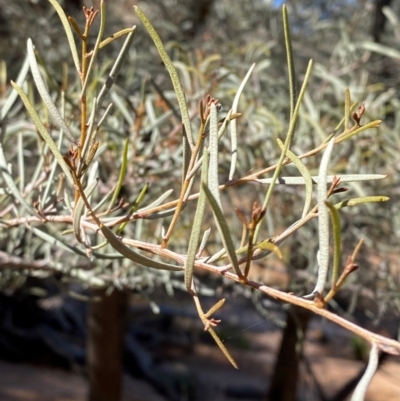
[277,138,312,218]
[1,54,30,122]
[134,6,193,147]
[334,196,389,210]
[47,0,80,74]
[100,223,183,271]
[11,81,74,185]
[325,200,342,287]
[0,143,37,215]
[283,4,297,118]
[229,63,255,180]
[202,183,242,278]
[208,103,222,208]
[27,39,76,143]
[313,137,335,295]
[255,59,313,241]
[185,149,209,292]
[351,343,379,401]
[108,138,129,211]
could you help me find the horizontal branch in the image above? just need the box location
[0,250,55,271]
[2,218,399,357]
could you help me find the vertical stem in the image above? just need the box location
[161,125,205,248]
[80,24,90,158]
[75,19,90,204]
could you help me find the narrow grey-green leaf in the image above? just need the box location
[41,128,64,209]
[0,143,37,215]
[358,41,400,60]
[337,120,381,143]
[277,138,312,218]
[116,185,148,233]
[283,4,297,118]
[334,196,389,210]
[202,183,242,278]
[351,343,379,401]
[29,225,123,260]
[11,81,74,185]
[141,207,178,220]
[108,138,129,211]
[325,200,341,287]
[206,247,228,264]
[17,133,24,192]
[255,60,313,242]
[134,7,193,146]
[185,149,209,292]
[208,103,221,208]
[96,26,136,110]
[111,91,133,126]
[256,174,386,185]
[197,228,211,257]
[137,189,173,213]
[80,97,97,166]
[229,64,255,180]
[100,223,183,271]
[1,54,30,122]
[97,103,114,128]
[69,270,105,287]
[47,0,80,74]
[27,39,76,143]
[313,136,335,295]
[185,110,233,182]
[208,327,238,369]
[344,88,351,132]
[218,110,235,140]
[99,28,135,49]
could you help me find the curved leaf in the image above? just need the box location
[27,39,76,143]
[202,183,242,278]
[351,343,379,401]
[100,223,183,271]
[47,0,80,74]
[185,149,209,292]
[334,196,389,210]
[10,81,74,185]
[229,63,255,180]
[108,138,129,211]
[277,138,312,218]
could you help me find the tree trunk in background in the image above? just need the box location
[88,289,128,401]
[65,0,83,10]
[191,0,215,35]
[372,0,392,43]
[267,306,311,401]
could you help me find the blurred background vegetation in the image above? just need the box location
[0,0,400,400]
